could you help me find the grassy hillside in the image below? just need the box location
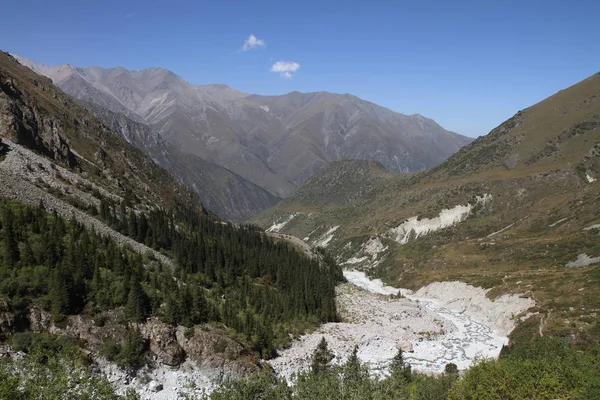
[252,72,600,344]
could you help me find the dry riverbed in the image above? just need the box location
[269,270,534,379]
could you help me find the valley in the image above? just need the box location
[252,72,600,346]
[0,27,599,398]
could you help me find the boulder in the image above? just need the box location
[28,306,52,332]
[175,325,260,382]
[148,380,163,392]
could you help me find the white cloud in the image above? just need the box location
[241,34,266,51]
[270,61,300,79]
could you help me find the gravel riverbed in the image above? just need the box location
[269,270,534,379]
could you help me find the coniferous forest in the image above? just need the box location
[0,197,342,359]
[2,196,600,400]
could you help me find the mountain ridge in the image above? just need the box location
[14,55,473,202]
[79,99,282,221]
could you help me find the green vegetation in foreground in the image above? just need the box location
[207,337,600,400]
[0,197,342,360]
[0,333,137,399]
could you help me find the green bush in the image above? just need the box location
[117,329,148,369]
[100,338,121,362]
[2,332,137,399]
[449,338,600,400]
[213,338,228,354]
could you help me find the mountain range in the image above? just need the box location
[13,55,472,222]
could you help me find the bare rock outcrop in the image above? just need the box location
[176,325,260,381]
[28,306,52,333]
[24,307,259,385]
[138,318,185,366]
[0,72,77,168]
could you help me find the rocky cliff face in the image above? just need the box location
[27,308,259,378]
[21,306,260,396]
[0,71,77,168]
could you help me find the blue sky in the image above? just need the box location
[2,0,599,137]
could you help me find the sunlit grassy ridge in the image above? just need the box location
[252,72,600,343]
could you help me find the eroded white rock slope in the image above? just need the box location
[266,213,298,233]
[313,226,339,248]
[341,237,388,269]
[388,195,492,244]
[269,269,533,379]
[566,253,600,268]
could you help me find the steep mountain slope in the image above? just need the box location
[284,159,393,208]
[81,100,281,222]
[0,52,200,211]
[14,55,472,200]
[238,92,471,186]
[253,72,600,344]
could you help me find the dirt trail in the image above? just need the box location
[266,232,315,258]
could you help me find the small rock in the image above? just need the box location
[148,380,163,392]
[396,340,413,352]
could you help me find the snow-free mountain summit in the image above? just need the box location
[14,55,472,222]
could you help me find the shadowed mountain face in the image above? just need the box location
[80,100,281,223]
[14,55,472,203]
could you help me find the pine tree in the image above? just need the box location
[1,208,20,268]
[191,285,208,324]
[125,273,149,322]
[118,328,147,369]
[50,269,71,320]
[127,211,137,239]
[311,337,334,374]
[345,345,360,377]
[390,348,412,383]
[19,241,35,266]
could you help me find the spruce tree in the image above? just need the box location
[125,274,149,322]
[50,270,71,320]
[390,348,412,383]
[311,337,334,374]
[1,208,19,268]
